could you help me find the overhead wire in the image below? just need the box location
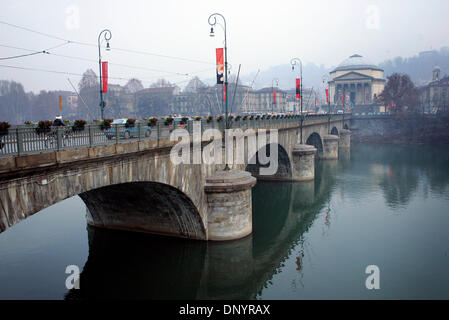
[0,20,217,89]
[0,20,214,65]
[0,42,215,80]
[0,63,213,88]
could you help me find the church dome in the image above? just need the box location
[332,54,382,72]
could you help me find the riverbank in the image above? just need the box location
[351,114,449,144]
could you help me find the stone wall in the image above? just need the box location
[351,115,449,144]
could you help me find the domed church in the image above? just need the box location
[328,54,385,112]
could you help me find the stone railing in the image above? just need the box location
[0,114,346,157]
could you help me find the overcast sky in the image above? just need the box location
[1,0,448,93]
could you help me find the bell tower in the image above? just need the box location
[433,66,441,81]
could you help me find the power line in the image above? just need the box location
[0,20,214,65]
[0,43,215,79]
[0,63,213,87]
[0,20,68,42]
[0,50,48,60]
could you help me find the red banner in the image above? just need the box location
[296,78,301,98]
[325,89,329,103]
[216,48,224,84]
[341,93,344,104]
[273,90,277,104]
[315,97,319,107]
[102,61,108,93]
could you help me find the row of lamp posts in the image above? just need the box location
[98,14,335,171]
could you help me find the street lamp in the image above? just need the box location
[291,58,304,143]
[272,78,279,114]
[322,74,331,133]
[98,29,112,120]
[290,58,303,115]
[208,13,230,170]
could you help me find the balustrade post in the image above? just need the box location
[138,122,142,141]
[88,124,94,147]
[16,127,24,156]
[57,127,63,150]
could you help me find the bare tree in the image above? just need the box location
[125,78,144,93]
[378,73,420,113]
[150,78,174,88]
[78,69,98,91]
[0,80,29,124]
[183,76,206,93]
[78,69,100,119]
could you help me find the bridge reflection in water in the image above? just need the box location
[65,156,348,300]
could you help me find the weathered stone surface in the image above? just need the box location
[292,144,317,181]
[322,135,339,159]
[205,169,256,241]
[56,148,89,163]
[15,152,56,169]
[115,141,139,154]
[88,144,116,158]
[81,182,206,240]
[339,129,351,149]
[0,157,15,173]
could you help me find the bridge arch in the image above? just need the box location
[245,143,292,180]
[0,151,210,240]
[80,181,206,240]
[306,132,323,159]
[331,127,339,136]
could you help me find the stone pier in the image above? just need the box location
[339,129,352,149]
[204,169,257,241]
[322,135,339,159]
[291,144,317,181]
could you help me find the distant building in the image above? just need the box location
[245,87,287,114]
[285,88,318,113]
[136,86,181,116]
[328,54,386,113]
[419,66,449,114]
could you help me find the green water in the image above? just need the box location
[0,144,448,299]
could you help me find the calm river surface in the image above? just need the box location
[0,144,448,299]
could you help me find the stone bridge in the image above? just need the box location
[64,156,346,299]
[0,115,351,241]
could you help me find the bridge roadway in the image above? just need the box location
[0,114,351,241]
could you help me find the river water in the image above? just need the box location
[0,144,448,299]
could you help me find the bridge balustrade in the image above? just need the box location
[0,114,344,157]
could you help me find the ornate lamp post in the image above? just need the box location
[98,29,112,120]
[272,78,279,113]
[291,58,304,143]
[323,74,332,133]
[208,13,230,170]
[208,13,228,127]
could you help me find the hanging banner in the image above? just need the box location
[59,95,63,110]
[341,93,344,104]
[315,97,319,107]
[296,79,301,98]
[273,90,277,104]
[216,48,224,84]
[102,61,108,93]
[325,89,329,104]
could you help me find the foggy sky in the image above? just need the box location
[1,0,448,93]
